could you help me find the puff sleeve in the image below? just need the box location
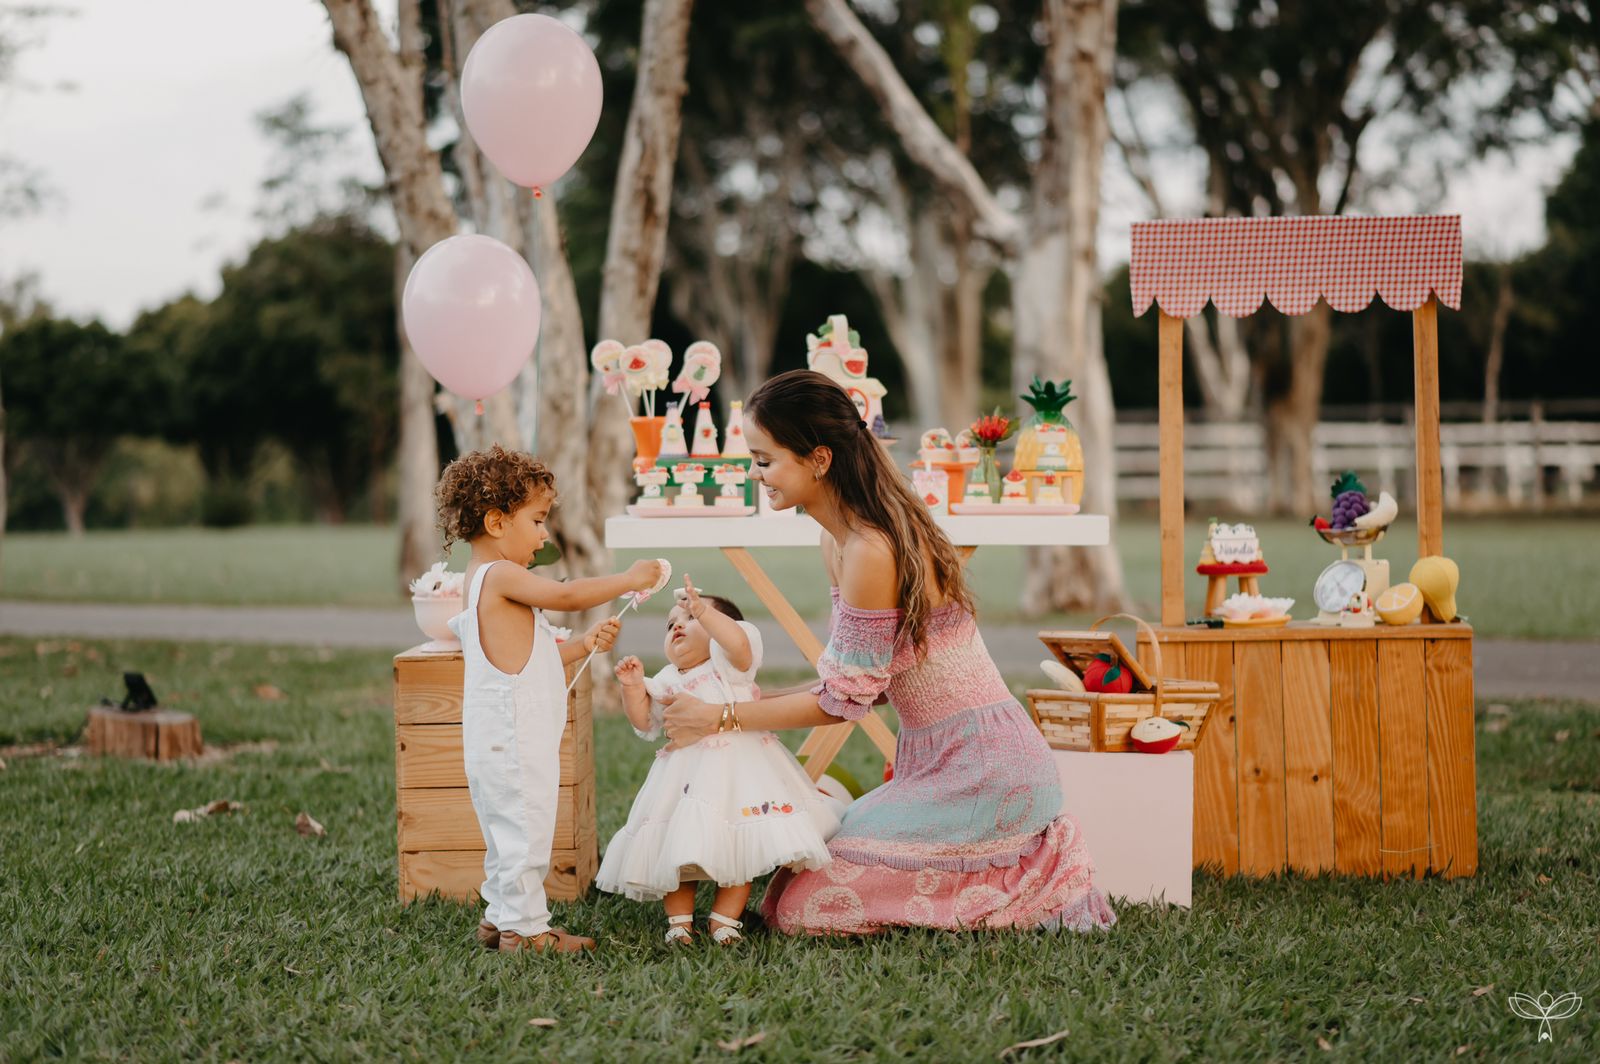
[812,604,899,721]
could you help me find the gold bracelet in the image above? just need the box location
[728,700,742,733]
[717,703,731,733]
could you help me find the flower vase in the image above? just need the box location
[629,415,666,473]
[976,446,1002,503]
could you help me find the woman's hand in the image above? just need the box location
[660,690,720,749]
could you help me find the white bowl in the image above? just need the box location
[412,595,463,652]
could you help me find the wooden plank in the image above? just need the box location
[795,721,854,783]
[397,778,590,852]
[396,719,592,790]
[1413,297,1444,558]
[1158,310,1186,627]
[399,846,594,903]
[1185,640,1239,875]
[1377,640,1429,878]
[1330,641,1382,876]
[1425,639,1478,877]
[1282,641,1335,875]
[394,654,465,724]
[1149,622,1473,643]
[721,547,824,665]
[1234,642,1286,876]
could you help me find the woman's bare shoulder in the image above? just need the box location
[839,531,898,610]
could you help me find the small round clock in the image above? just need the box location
[1314,559,1367,613]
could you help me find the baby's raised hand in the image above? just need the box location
[614,655,645,688]
[585,615,621,654]
[676,574,706,619]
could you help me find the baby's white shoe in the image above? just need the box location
[664,913,695,946]
[707,910,744,946]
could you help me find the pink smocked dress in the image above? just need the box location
[761,588,1117,935]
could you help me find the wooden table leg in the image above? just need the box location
[722,547,823,665]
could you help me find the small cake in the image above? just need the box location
[962,479,994,506]
[806,314,887,429]
[1034,426,1070,473]
[918,428,953,466]
[1034,473,1066,507]
[712,464,748,508]
[634,468,672,509]
[954,429,980,465]
[1196,519,1268,575]
[1000,469,1030,505]
[659,402,689,458]
[672,463,707,506]
[689,402,720,458]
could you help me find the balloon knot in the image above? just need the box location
[531,186,544,199]
[474,399,485,416]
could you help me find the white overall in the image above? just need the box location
[447,560,566,937]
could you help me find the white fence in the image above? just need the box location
[1114,420,1600,510]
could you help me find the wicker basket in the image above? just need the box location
[1026,614,1220,753]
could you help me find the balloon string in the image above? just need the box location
[566,594,644,694]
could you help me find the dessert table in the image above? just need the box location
[605,511,1110,780]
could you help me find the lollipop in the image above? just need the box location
[672,341,723,405]
[565,559,673,693]
[590,339,626,395]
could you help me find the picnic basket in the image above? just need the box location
[1025,614,1220,753]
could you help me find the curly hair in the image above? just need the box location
[435,445,557,551]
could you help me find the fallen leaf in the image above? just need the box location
[295,812,326,838]
[1317,1036,1333,1051]
[173,809,198,824]
[528,1018,557,1028]
[1537,874,1552,884]
[1456,1045,1471,1056]
[1471,984,1494,997]
[173,799,242,823]
[253,684,286,701]
[715,1032,766,1052]
[1554,730,1571,743]
[999,1029,1070,1057]
[1408,996,1427,1004]
[285,965,306,975]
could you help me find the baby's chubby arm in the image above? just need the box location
[488,559,664,613]
[613,656,655,735]
[678,575,751,672]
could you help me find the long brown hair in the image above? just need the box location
[746,370,974,655]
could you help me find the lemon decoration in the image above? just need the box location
[1376,582,1424,625]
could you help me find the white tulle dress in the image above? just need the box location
[596,622,842,901]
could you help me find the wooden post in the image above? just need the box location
[1412,297,1443,558]
[1158,311,1186,627]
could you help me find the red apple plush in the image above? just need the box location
[1129,716,1190,753]
[1082,653,1133,693]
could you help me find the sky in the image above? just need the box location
[0,0,1580,330]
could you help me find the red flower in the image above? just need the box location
[969,409,1017,445]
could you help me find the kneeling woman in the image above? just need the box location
[660,370,1115,935]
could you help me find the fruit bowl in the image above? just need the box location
[1315,525,1386,548]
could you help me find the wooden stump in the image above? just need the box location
[86,707,203,761]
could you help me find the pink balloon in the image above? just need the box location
[401,235,542,401]
[461,14,603,192]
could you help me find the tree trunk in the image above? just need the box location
[1020,0,1128,616]
[1482,264,1513,424]
[396,244,440,592]
[1264,299,1332,513]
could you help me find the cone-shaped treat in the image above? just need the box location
[723,401,750,458]
[689,401,720,457]
[659,402,689,458]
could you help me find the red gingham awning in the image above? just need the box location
[1130,215,1462,319]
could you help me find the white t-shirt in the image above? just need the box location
[634,620,764,740]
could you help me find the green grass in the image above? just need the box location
[3,638,1597,1060]
[5,516,1600,639]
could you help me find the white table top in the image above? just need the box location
[605,512,1110,549]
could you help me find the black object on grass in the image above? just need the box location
[100,672,159,712]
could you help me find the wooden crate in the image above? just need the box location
[1139,623,1477,880]
[393,647,598,903]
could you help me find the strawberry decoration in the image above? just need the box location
[1082,653,1133,694]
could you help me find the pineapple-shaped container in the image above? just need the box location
[1013,377,1084,504]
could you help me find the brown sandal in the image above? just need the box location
[498,927,597,954]
[476,921,501,950]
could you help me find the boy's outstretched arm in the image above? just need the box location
[490,559,663,613]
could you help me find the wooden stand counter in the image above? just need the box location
[393,647,598,903]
